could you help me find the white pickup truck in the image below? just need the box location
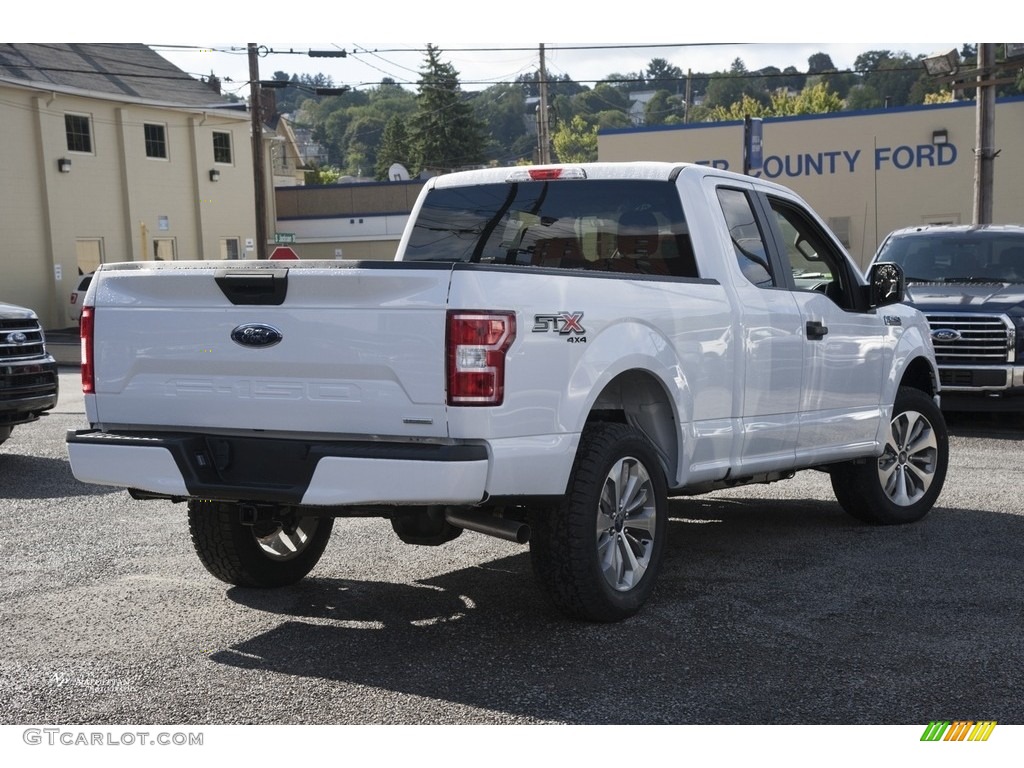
[67,162,948,622]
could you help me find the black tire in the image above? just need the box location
[187,500,333,587]
[831,386,948,525]
[530,422,668,622]
[0,426,11,447]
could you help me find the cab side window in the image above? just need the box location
[766,197,852,309]
[716,187,775,288]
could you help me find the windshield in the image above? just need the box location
[403,179,699,278]
[877,232,1024,283]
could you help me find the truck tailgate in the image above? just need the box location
[88,261,452,439]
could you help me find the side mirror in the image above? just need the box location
[868,262,905,307]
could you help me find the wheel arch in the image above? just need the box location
[584,368,681,488]
[900,354,940,399]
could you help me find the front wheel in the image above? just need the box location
[530,422,668,622]
[831,386,948,525]
[187,500,333,587]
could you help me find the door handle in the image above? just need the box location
[806,320,829,340]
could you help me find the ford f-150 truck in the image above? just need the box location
[869,224,1024,412]
[1,301,59,448]
[66,162,947,622]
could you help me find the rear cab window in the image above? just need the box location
[403,179,699,278]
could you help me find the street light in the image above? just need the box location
[923,48,961,77]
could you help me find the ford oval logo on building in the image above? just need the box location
[932,328,962,343]
[231,323,283,348]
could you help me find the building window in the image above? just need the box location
[65,114,93,153]
[220,238,241,260]
[144,123,168,159]
[213,131,232,164]
[75,238,104,274]
[152,238,176,261]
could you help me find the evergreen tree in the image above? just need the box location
[409,44,486,173]
[375,115,413,180]
[646,58,684,93]
[705,59,759,111]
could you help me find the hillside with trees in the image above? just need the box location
[267,44,1023,182]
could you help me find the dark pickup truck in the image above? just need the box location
[870,224,1024,412]
[0,302,59,447]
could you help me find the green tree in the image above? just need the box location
[707,82,842,122]
[644,90,685,125]
[804,52,856,100]
[780,66,806,93]
[646,58,684,94]
[471,83,531,165]
[375,115,413,180]
[704,59,768,111]
[409,44,486,173]
[772,82,844,115]
[552,115,598,163]
[339,113,386,176]
[707,93,770,121]
[844,84,882,111]
[807,52,836,74]
[854,50,924,107]
[571,83,630,116]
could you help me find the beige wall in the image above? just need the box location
[599,98,1024,268]
[1,82,257,329]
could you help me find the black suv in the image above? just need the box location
[870,224,1024,412]
[0,302,59,447]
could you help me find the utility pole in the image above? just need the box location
[537,44,551,164]
[247,43,268,259]
[974,43,997,225]
[684,68,692,124]
[924,43,1016,226]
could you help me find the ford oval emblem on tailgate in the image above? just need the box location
[231,323,283,348]
[931,328,961,343]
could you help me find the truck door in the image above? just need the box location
[759,194,888,459]
[712,184,804,474]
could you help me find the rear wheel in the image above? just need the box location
[831,386,948,524]
[530,422,667,622]
[187,500,333,587]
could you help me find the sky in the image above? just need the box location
[9,1,988,100]
[152,41,964,100]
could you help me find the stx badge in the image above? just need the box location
[533,312,586,343]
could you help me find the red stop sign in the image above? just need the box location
[269,246,299,260]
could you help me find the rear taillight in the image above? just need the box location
[81,306,94,394]
[446,311,516,406]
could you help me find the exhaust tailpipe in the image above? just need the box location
[445,510,530,544]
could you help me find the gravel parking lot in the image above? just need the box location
[2,370,1023,735]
